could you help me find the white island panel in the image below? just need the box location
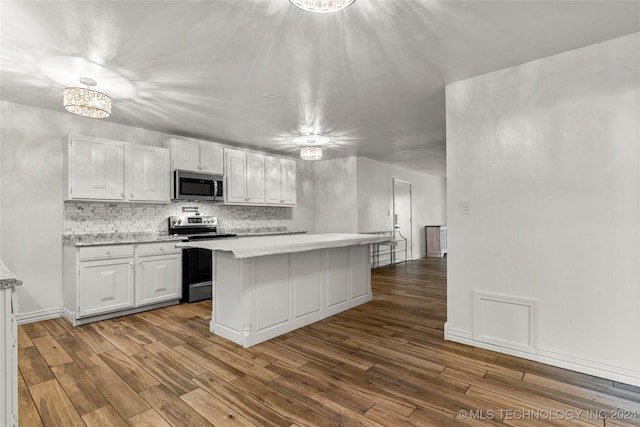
[292,251,322,320]
[184,234,388,348]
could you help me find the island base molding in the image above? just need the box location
[212,245,372,348]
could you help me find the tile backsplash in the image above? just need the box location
[64,201,288,235]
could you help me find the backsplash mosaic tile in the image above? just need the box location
[64,201,288,235]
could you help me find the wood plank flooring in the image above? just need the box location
[18,257,640,426]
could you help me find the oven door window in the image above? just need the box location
[180,178,214,197]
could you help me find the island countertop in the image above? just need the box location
[176,233,391,259]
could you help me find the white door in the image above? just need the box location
[79,259,134,317]
[137,255,181,306]
[129,145,170,202]
[70,136,125,200]
[169,139,199,172]
[225,149,247,203]
[265,156,282,204]
[393,179,412,262]
[280,159,297,205]
[199,144,224,175]
[246,153,265,204]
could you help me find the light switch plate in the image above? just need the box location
[460,200,471,215]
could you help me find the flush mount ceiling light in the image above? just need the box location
[300,146,323,161]
[292,135,330,146]
[63,77,111,119]
[293,134,328,160]
[289,0,356,13]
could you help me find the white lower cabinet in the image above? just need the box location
[136,243,181,306]
[63,242,182,325]
[79,257,135,318]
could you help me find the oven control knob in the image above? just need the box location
[177,219,183,225]
[171,219,177,226]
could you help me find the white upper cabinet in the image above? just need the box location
[200,144,224,174]
[127,145,170,202]
[225,149,247,203]
[64,135,170,203]
[265,157,297,206]
[167,138,200,171]
[246,153,265,204]
[265,156,281,205]
[65,135,125,201]
[164,137,224,175]
[224,148,265,205]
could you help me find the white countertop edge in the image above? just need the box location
[176,233,391,259]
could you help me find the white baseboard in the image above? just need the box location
[538,349,640,387]
[445,325,640,387]
[15,307,61,325]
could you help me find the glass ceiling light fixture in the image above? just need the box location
[289,0,356,14]
[294,134,328,160]
[63,77,111,119]
[300,146,323,161]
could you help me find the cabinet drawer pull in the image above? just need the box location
[106,250,111,255]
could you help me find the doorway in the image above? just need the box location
[392,179,412,262]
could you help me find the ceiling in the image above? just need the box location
[2,1,639,177]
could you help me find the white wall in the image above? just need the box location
[0,101,315,322]
[312,155,447,261]
[445,33,640,385]
[314,157,358,233]
[0,102,165,322]
[357,157,446,259]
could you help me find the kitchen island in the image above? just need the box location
[177,233,390,347]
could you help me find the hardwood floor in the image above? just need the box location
[18,257,640,426]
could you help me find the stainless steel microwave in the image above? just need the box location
[172,170,224,201]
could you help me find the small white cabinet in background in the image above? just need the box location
[63,242,182,325]
[425,225,447,258]
[225,148,265,204]
[265,157,297,206]
[164,136,224,175]
[64,135,170,203]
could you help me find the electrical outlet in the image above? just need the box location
[460,200,471,215]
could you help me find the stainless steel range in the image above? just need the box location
[168,215,236,303]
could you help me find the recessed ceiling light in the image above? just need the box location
[262,91,280,100]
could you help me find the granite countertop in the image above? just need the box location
[177,233,391,259]
[63,233,185,247]
[63,229,307,246]
[0,261,22,289]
